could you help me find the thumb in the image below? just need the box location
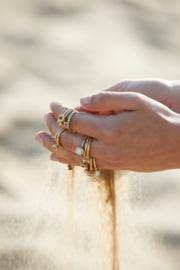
[80,92,143,111]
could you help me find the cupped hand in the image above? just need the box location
[77,79,180,114]
[35,92,180,172]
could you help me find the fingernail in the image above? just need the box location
[35,134,43,146]
[43,114,48,122]
[50,157,59,162]
[80,95,92,105]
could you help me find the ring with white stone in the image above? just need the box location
[76,136,88,156]
[93,157,100,176]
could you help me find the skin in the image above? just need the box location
[35,79,180,172]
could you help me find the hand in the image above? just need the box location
[76,79,180,114]
[35,93,180,172]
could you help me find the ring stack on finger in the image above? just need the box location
[79,136,100,177]
[52,127,66,150]
[53,107,101,176]
[57,109,73,127]
[57,108,78,133]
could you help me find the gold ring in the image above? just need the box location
[81,137,92,167]
[52,128,66,150]
[76,136,88,156]
[64,110,77,131]
[86,137,92,158]
[87,157,95,176]
[93,157,100,176]
[57,109,73,127]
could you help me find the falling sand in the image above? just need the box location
[32,163,127,270]
[0,162,132,270]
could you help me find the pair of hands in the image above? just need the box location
[35,79,180,172]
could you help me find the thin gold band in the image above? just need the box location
[57,128,66,148]
[81,136,91,167]
[52,127,66,150]
[66,110,77,131]
[81,136,93,170]
[93,157,100,176]
[93,157,97,170]
[86,137,92,158]
[87,157,95,176]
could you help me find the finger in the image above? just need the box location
[35,132,117,170]
[102,80,130,92]
[49,153,118,171]
[50,153,75,165]
[80,92,144,111]
[49,102,108,139]
[36,131,84,164]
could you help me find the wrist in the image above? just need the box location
[171,81,180,114]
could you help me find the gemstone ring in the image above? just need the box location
[76,136,88,156]
[63,110,77,132]
[57,109,73,127]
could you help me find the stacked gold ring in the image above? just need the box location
[52,127,66,150]
[57,109,73,127]
[81,136,92,168]
[53,107,103,175]
[63,110,77,132]
[57,108,78,133]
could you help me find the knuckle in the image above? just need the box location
[130,93,143,106]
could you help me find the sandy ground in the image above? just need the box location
[0,0,180,269]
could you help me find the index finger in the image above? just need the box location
[50,102,108,139]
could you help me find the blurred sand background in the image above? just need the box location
[0,0,180,269]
